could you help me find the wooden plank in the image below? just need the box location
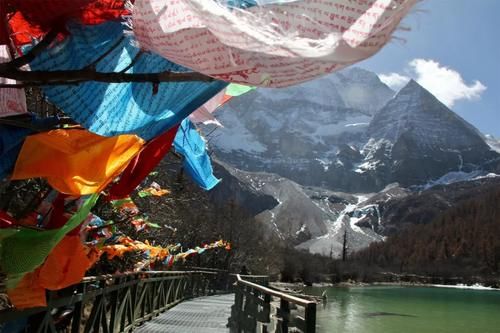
[134,294,233,333]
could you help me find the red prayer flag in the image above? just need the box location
[107,125,179,201]
[5,0,129,46]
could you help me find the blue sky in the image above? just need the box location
[359,0,500,137]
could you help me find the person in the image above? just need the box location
[321,290,328,308]
[239,265,249,275]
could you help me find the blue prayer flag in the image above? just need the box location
[29,22,227,140]
[174,119,220,191]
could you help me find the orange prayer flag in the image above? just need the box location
[12,129,144,195]
[37,235,98,290]
[7,271,47,309]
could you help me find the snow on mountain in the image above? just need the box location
[211,67,394,156]
[413,170,499,191]
[485,134,500,153]
[295,194,383,257]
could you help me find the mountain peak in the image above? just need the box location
[367,76,493,160]
[398,78,427,96]
[340,67,388,83]
[396,79,450,110]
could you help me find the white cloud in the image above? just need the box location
[408,59,486,108]
[379,72,410,91]
[378,59,486,108]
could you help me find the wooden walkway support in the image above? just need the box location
[0,271,223,333]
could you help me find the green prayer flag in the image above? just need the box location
[137,190,152,198]
[0,194,99,289]
[146,222,161,229]
[225,83,255,96]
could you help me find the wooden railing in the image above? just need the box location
[183,266,270,289]
[0,271,220,333]
[229,274,317,333]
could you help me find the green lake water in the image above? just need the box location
[304,286,500,333]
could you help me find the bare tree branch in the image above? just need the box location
[0,27,214,86]
[0,68,214,85]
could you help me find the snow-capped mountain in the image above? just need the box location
[355,79,498,187]
[208,67,395,191]
[205,67,500,257]
[209,70,498,193]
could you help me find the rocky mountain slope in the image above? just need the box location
[204,67,500,258]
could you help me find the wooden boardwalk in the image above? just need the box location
[134,294,234,333]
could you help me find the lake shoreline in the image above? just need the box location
[271,281,500,293]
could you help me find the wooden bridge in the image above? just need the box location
[0,270,317,333]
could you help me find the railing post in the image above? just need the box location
[165,279,173,306]
[278,299,290,333]
[196,272,201,296]
[260,293,271,333]
[108,277,120,333]
[189,273,194,298]
[71,283,85,333]
[304,302,317,333]
[243,288,258,333]
[229,283,243,333]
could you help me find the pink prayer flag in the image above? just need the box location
[189,88,227,127]
[133,0,416,88]
[0,45,27,117]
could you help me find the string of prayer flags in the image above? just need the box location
[100,236,170,262]
[133,0,416,87]
[131,218,148,232]
[110,196,140,217]
[84,214,116,245]
[174,240,231,262]
[137,182,170,198]
[98,238,230,269]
